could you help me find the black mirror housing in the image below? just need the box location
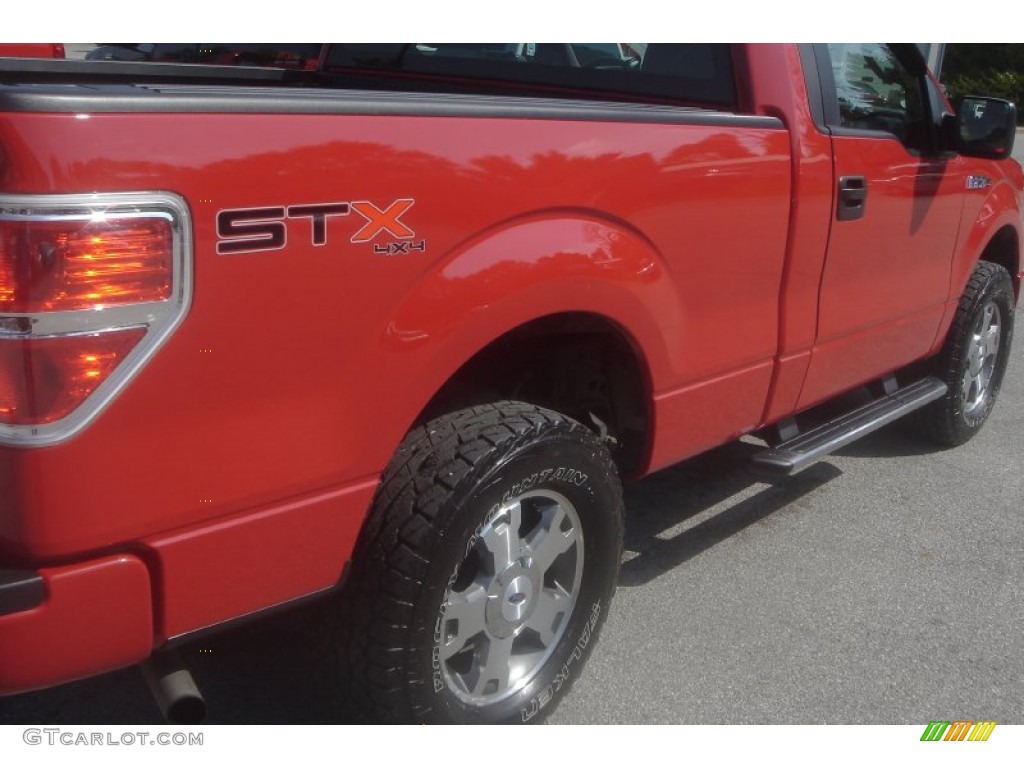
[953,96,1017,160]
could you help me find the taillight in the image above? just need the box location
[0,217,173,312]
[0,193,191,446]
[0,329,146,425]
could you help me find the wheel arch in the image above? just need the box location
[417,311,654,477]
[978,223,1021,301]
[376,213,678,479]
[932,182,1021,357]
[951,178,1021,304]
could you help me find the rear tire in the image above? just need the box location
[335,401,623,723]
[916,261,1015,447]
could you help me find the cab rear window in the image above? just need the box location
[86,43,321,70]
[322,44,737,107]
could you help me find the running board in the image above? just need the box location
[751,377,947,478]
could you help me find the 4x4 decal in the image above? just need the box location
[216,198,422,255]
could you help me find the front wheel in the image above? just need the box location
[916,261,1015,446]
[335,402,623,723]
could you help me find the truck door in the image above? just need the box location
[799,43,966,408]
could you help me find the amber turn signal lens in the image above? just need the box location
[0,216,172,313]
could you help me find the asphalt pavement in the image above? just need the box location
[551,341,1023,723]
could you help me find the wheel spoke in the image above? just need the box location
[980,304,995,331]
[471,634,515,696]
[983,324,1000,359]
[440,584,487,660]
[961,368,977,408]
[525,584,572,647]
[480,501,523,573]
[975,371,988,398]
[526,503,578,572]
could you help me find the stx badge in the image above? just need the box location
[216,198,424,255]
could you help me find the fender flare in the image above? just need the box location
[933,176,1022,352]
[376,211,684,437]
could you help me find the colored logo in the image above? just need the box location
[215,198,422,255]
[920,721,996,741]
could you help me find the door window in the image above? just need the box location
[826,44,928,149]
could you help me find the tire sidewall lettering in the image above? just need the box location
[520,599,602,723]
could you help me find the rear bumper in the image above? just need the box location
[0,553,152,696]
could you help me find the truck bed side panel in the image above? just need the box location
[0,92,791,635]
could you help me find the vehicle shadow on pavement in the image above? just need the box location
[619,441,842,587]
[832,421,951,459]
[0,666,160,725]
[0,597,359,724]
[173,601,358,724]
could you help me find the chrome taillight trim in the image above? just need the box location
[0,192,193,447]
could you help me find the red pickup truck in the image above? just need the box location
[0,43,1020,724]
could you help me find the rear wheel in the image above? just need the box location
[335,401,623,723]
[916,261,1015,446]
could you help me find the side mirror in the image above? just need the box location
[953,96,1017,160]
